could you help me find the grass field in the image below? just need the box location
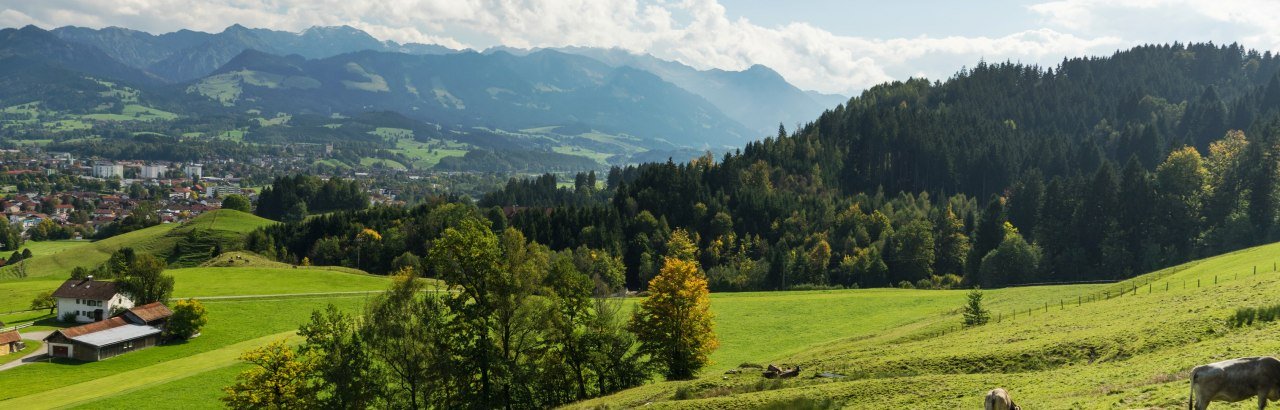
[553,145,613,166]
[170,266,392,298]
[0,210,274,281]
[0,210,275,302]
[0,296,372,406]
[392,138,469,168]
[0,340,40,366]
[7,224,1280,408]
[573,241,1280,409]
[80,104,177,122]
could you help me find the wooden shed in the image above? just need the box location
[0,330,22,355]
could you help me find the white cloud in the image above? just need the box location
[0,0,1209,94]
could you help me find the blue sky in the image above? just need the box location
[2,0,1277,95]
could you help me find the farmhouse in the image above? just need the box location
[51,277,135,323]
[43,302,172,362]
[0,330,23,355]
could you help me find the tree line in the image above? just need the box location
[225,218,717,409]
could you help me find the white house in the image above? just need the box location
[51,277,135,323]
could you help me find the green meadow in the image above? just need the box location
[575,241,1280,409]
[6,217,1280,408]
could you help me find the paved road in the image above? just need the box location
[0,330,51,372]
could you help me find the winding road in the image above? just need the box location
[0,330,51,372]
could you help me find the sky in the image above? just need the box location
[2,0,1279,95]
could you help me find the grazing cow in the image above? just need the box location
[984,388,1021,410]
[1189,357,1280,410]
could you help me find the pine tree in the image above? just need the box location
[962,288,990,327]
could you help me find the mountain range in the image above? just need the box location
[0,24,845,158]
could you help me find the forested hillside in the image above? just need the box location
[246,43,1280,293]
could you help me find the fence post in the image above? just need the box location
[1148,283,1151,294]
[1215,275,1217,284]
[1044,302,1048,312]
[1078,296,1081,306]
[1198,279,1201,288]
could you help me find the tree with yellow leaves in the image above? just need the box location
[629,229,718,380]
[222,339,316,409]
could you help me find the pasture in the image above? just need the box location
[0,209,274,282]
[5,230,1280,408]
[578,241,1280,409]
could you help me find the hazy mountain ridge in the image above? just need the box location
[6,23,848,154]
[554,46,848,134]
[199,48,752,148]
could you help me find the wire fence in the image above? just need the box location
[920,261,1279,339]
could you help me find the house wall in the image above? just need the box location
[107,293,134,313]
[44,333,96,361]
[0,343,11,355]
[56,297,103,323]
[55,294,134,323]
[95,334,160,360]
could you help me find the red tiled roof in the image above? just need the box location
[0,330,19,344]
[126,302,172,323]
[53,317,128,339]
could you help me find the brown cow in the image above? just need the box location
[984,388,1021,410]
[1189,356,1280,409]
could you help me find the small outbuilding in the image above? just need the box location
[43,302,173,362]
[0,330,23,355]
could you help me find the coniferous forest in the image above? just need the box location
[246,43,1280,294]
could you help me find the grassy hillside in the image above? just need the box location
[7,235,1280,408]
[0,209,275,281]
[573,241,1280,409]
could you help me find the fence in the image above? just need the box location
[919,261,1278,339]
[993,262,1276,325]
[0,323,32,333]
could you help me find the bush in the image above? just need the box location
[59,311,77,323]
[168,299,208,339]
[1233,304,1280,327]
[897,280,915,289]
[787,283,843,291]
[759,397,841,410]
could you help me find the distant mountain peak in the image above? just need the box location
[221,24,252,35]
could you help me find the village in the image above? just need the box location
[0,151,249,237]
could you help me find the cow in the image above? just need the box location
[984,388,1021,410]
[1189,356,1280,409]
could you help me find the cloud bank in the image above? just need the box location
[1,0,1276,94]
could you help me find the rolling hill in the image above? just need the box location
[572,241,1280,408]
[0,209,275,284]
[2,225,1279,408]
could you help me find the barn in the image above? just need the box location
[43,302,172,362]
